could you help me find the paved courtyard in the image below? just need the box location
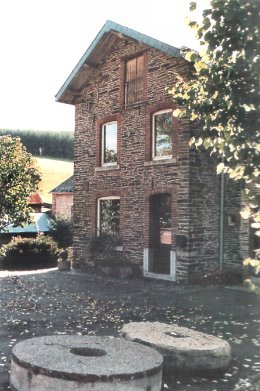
[0,268,259,390]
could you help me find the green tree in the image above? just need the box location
[168,0,259,272]
[49,217,73,248]
[0,135,41,230]
[0,129,74,160]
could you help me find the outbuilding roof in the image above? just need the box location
[55,20,181,104]
[28,193,44,205]
[3,213,52,234]
[50,175,74,193]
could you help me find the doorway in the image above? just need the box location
[150,194,171,274]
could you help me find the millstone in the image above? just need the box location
[10,335,163,391]
[121,322,231,373]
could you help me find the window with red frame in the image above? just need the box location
[152,109,173,160]
[101,121,117,166]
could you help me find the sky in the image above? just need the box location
[0,0,211,132]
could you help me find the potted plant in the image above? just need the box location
[57,248,71,271]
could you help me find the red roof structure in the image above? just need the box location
[28,193,44,205]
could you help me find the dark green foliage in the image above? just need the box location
[0,129,74,160]
[0,135,41,230]
[49,217,73,248]
[59,248,69,261]
[0,234,59,270]
[169,0,260,270]
[198,269,243,285]
[89,233,121,254]
[89,234,136,274]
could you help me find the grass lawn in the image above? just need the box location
[36,157,73,203]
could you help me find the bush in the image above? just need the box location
[197,269,243,285]
[0,234,59,270]
[88,233,136,272]
[49,217,73,248]
[89,233,121,255]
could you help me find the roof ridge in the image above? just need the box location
[50,175,74,193]
[55,20,181,103]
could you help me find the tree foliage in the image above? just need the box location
[49,217,73,248]
[0,135,41,230]
[0,129,74,160]
[168,0,260,270]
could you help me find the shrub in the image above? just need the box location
[198,269,243,285]
[89,233,121,255]
[0,234,59,270]
[49,217,73,248]
[88,233,136,272]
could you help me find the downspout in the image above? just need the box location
[219,171,225,271]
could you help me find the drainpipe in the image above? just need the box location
[219,171,225,271]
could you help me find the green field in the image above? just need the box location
[36,157,73,203]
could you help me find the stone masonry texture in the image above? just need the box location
[71,35,245,282]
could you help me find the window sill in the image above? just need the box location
[144,158,177,167]
[95,165,120,172]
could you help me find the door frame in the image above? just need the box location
[143,190,177,281]
[143,248,176,281]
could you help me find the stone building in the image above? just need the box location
[50,176,73,219]
[56,21,246,282]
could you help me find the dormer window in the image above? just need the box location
[101,122,117,166]
[125,54,144,105]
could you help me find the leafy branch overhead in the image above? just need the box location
[0,135,41,230]
[168,0,259,271]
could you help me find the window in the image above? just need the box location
[125,54,144,105]
[97,197,120,236]
[101,122,117,165]
[152,110,173,160]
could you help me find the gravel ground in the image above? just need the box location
[0,268,259,390]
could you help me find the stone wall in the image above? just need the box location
[72,36,244,281]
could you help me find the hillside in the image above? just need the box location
[36,157,73,203]
[0,129,74,160]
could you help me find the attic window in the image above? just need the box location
[125,54,144,105]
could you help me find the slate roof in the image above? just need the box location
[55,20,181,104]
[50,175,74,193]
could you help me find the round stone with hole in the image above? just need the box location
[10,335,163,391]
[121,322,231,373]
